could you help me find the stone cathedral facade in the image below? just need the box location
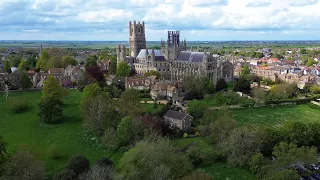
[116,21,234,85]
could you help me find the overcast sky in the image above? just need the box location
[0,0,320,41]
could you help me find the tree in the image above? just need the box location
[55,154,90,180]
[26,56,37,68]
[109,59,117,75]
[116,116,146,146]
[306,58,315,66]
[79,164,114,180]
[182,171,212,180]
[233,77,251,94]
[269,83,297,100]
[117,137,192,180]
[36,50,50,70]
[273,142,317,168]
[38,76,64,124]
[144,70,161,78]
[223,126,265,166]
[299,48,307,54]
[250,153,266,176]
[47,56,62,69]
[42,76,64,99]
[2,150,45,180]
[241,64,250,76]
[61,55,77,68]
[118,89,143,116]
[86,66,103,82]
[252,88,266,103]
[216,78,228,92]
[8,54,22,67]
[3,60,11,73]
[0,136,7,172]
[265,169,300,180]
[101,128,119,151]
[38,96,63,124]
[81,94,118,136]
[20,71,33,89]
[85,55,98,68]
[187,100,207,119]
[209,110,237,146]
[18,60,29,71]
[310,85,320,94]
[82,83,103,100]
[116,61,131,77]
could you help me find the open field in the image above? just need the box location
[0,90,123,177]
[232,104,320,128]
[1,90,319,179]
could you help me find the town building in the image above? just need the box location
[163,110,193,130]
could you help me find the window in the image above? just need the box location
[156,63,158,67]
[159,69,161,71]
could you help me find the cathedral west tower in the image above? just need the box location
[129,21,146,57]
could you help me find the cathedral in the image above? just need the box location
[116,21,234,85]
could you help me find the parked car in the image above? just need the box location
[308,164,317,171]
[301,176,311,180]
[295,165,306,174]
[311,174,320,180]
[311,164,320,170]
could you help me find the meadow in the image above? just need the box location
[1,90,319,179]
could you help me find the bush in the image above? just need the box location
[47,144,61,160]
[101,128,119,151]
[197,125,211,136]
[9,99,29,113]
[203,149,226,166]
[65,154,90,176]
[187,146,203,167]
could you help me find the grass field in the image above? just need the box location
[232,104,320,128]
[0,90,123,178]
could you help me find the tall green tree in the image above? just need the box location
[61,55,77,68]
[85,55,98,68]
[47,56,62,69]
[116,62,131,77]
[42,76,64,99]
[82,83,103,100]
[8,54,22,67]
[26,56,37,68]
[118,89,143,116]
[116,116,146,146]
[36,50,50,70]
[20,71,33,89]
[3,60,11,73]
[187,100,207,119]
[223,126,266,166]
[38,76,64,124]
[233,77,251,94]
[241,64,251,76]
[18,60,29,71]
[81,94,118,136]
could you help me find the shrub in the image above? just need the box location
[203,149,226,166]
[47,144,61,160]
[197,125,211,136]
[9,99,29,113]
[187,146,203,167]
[101,128,119,151]
[65,154,90,177]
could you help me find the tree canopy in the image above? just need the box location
[116,62,131,77]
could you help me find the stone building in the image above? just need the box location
[116,21,234,85]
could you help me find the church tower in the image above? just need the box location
[129,21,146,57]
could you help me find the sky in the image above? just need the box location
[0,0,320,41]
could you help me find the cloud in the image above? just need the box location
[0,0,320,40]
[290,0,318,6]
[246,1,271,7]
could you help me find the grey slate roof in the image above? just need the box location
[164,110,192,120]
[137,49,162,58]
[137,49,166,62]
[176,51,204,63]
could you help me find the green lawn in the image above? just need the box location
[0,90,123,178]
[232,104,320,128]
[203,163,256,180]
